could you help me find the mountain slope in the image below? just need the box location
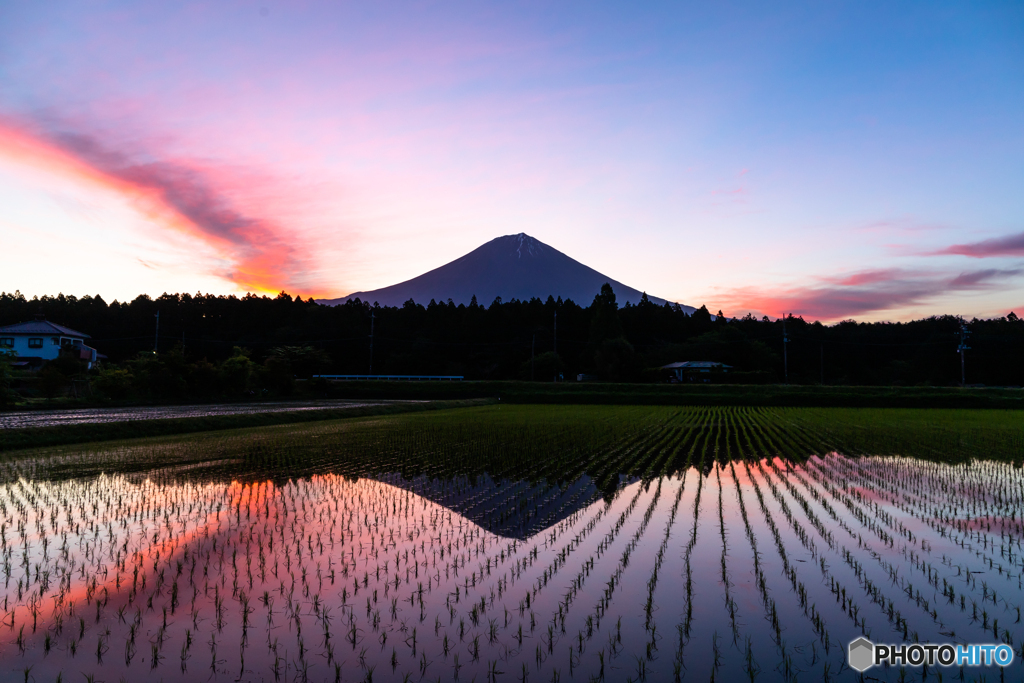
[319,233,693,310]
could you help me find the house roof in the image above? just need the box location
[0,320,90,338]
[661,361,732,369]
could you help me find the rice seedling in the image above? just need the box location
[0,404,1020,681]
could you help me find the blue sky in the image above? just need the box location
[0,1,1021,320]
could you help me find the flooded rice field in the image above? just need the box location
[0,405,1021,682]
[0,400,406,430]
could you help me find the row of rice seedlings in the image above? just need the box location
[822,455,1016,586]
[811,454,1024,649]
[763,445,1024,668]
[495,411,718,681]
[757,417,978,647]
[1,404,1022,681]
[757,458,901,637]
[843,456,1023,578]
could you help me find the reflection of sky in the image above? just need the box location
[0,399,390,429]
[0,2,1022,321]
[3,456,1019,682]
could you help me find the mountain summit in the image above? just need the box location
[319,233,693,310]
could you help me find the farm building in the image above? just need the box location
[661,360,732,382]
[0,314,102,370]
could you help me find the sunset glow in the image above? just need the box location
[1,1,1021,320]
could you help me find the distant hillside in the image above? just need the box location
[318,233,694,311]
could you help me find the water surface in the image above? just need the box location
[0,399,407,430]
[0,454,1019,682]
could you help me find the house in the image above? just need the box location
[661,361,732,382]
[0,314,101,370]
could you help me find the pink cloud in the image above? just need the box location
[0,116,325,297]
[823,268,911,286]
[713,268,1022,321]
[948,268,1022,288]
[934,231,1024,258]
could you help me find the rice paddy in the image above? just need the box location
[0,400,398,430]
[0,405,1022,682]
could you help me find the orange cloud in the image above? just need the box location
[0,118,321,297]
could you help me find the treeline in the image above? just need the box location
[1,286,1022,401]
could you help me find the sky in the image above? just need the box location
[0,1,1021,322]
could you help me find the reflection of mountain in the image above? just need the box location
[30,456,617,541]
[107,453,623,540]
[374,472,632,540]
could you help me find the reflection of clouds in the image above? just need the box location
[1,442,1020,682]
[0,471,552,680]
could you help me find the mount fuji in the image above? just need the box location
[318,233,694,311]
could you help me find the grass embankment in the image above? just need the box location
[6,405,1022,488]
[312,380,1024,408]
[5,381,1021,415]
[0,399,489,453]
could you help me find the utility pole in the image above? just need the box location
[369,311,375,374]
[957,319,971,387]
[782,314,789,383]
[154,311,160,354]
[820,343,824,385]
[553,310,558,382]
[531,334,535,382]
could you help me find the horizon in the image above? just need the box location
[1,2,1022,323]
[2,284,1017,327]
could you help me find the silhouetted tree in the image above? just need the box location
[1,288,1022,390]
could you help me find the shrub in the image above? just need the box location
[38,365,69,399]
[594,338,638,382]
[0,349,14,405]
[220,347,255,395]
[260,356,295,395]
[92,367,135,400]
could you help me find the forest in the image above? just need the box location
[1,285,1022,401]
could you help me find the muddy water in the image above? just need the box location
[0,454,1021,682]
[0,399,408,430]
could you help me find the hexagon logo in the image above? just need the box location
[848,637,874,672]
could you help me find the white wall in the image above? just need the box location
[1,335,66,361]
